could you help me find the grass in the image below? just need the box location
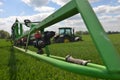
[0,34,120,80]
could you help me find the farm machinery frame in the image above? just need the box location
[11,0,120,79]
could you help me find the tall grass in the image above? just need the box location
[0,34,120,80]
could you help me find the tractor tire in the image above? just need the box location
[37,49,44,54]
[64,39,70,43]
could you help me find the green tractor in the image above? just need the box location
[53,27,82,43]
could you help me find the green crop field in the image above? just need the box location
[0,34,120,80]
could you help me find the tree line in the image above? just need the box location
[75,31,120,36]
[0,30,10,39]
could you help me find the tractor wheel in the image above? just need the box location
[64,39,70,43]
[37,49,44,54]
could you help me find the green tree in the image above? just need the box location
[0,30,10,39]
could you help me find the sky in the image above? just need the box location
[0,0,120,34]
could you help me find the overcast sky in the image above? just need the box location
[0,0,120,34]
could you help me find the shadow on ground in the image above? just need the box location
[8,46,17,80]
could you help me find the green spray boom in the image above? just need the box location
[11,0,120,79]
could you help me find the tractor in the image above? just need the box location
[53,27,82,43]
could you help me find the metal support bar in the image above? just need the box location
[45,46,50,56]
[20,23,23,35]
[49,55,106,70]
[15,0,78,40]
[74,0,120,72]
[14,46,120,80]
[12,0,120,74]
[25,25,33,52]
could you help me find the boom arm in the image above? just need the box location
[12,0,120,79]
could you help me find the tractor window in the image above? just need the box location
[59,28,72,35]
[65,29,72,35]
[59,29,65,35]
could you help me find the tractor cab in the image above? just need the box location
[59,27,73,36]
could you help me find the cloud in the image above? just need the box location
[22,0,54,13]
[118,0,120,3]
[0,9,3,13]
[50,11,120,32]
[1,13,120,35]
[34,6,55,13]
[0,0,120,35]
[36,2,120,32]
[0,1,3,13]
[89,0,100,3]
[51,0,100,6]
[0,1,3,6]
[19,11,25,16]
[98,15,120,31]
[1,7,120,35]
[94,5,120,15]
[22,0,100,7]
[22,0,49,7]
[0,12,54,34]
[51,0,70,6]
